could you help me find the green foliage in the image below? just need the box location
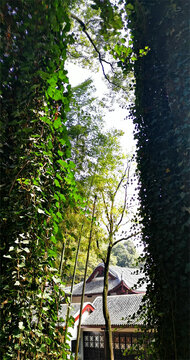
[68,0,136,94]
[0,1,79,358]
[66,79,106,178]
[111,241,138,267]
[57,79,127,283]
[1,1,189,359]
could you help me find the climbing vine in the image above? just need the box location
[126,1,190,359]
[1,1,189,359]
[0,1,80,359]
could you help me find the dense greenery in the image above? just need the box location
[1,0,189,359]
[58,79,130,283]
[111,241,138,267]
[0,1,79,358]
[127,1,190,359]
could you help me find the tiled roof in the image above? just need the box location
[59,303,81,320]
[64,281,83,295]
[71,277,120,296]
[82,294,144,326]
[109,265,146,293]
[59,302,93,325]
[67,264,146,296]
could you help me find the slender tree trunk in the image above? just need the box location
[64,225,83,353]
[103,243,114,360]
[59,239,66,277]
[75,196,97,360]
[64,177,95,350]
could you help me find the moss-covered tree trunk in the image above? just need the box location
[129,0,190,358]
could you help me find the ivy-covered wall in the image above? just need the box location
[128,0,190,358]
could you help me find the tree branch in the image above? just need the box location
[116,166,130,228]
[9,161,29,195]
[70,13,115,85]
[112,231,141,247]
[113,166,127,199]
[101,190,110,225]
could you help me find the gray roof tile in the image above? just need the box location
[69,264,146,296]
[59,303,81,320]
[59,302,94,326]
[109,265,146,292]
[82,294,144,326]
[72,278,120,296]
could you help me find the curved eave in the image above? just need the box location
[81,324,143,329]
[108,280,145,295]
[86,264,116,283]
[74,303,95,322]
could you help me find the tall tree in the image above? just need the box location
[94,163,140,360]
[57,79,126,284]
[0,1,79,359]
[127,1,190,358]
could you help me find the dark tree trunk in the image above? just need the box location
[129,0,190,358]
[103,244,114,360]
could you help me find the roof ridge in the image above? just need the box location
[92,293,144,303]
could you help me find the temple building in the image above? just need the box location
[62,263,148,359]
[65,263,146,303]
